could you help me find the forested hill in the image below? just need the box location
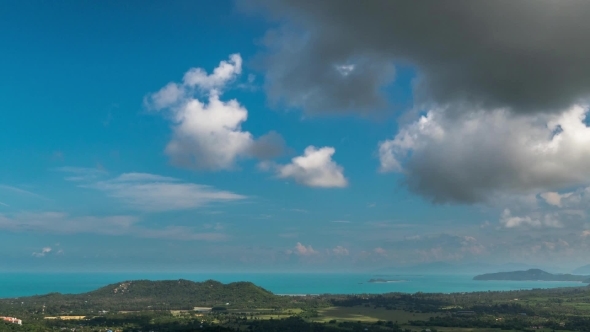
[474,269,590,282]
[88,279,274,302]
[0,279,298,314]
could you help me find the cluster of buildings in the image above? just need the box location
[1,316,22,325]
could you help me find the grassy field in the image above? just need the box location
[312,306,437,323]
[226,307,303,320]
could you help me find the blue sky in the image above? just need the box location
[2,1,590,272]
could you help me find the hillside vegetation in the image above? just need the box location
[2,279,590,331]
[0,279,301,314]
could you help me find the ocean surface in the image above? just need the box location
[0,273,585,298]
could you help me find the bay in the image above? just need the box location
[0,273,584,298]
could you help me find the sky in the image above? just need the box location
[2,0,590,273]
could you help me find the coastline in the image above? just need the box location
[0,273,586,298]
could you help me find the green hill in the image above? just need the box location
[87,279,275,304]
[474,269,590,282]
[0,279,292,315]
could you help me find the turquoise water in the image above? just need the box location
[0,273,585,298]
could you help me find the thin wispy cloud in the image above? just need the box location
[56,166,108,182]
[32,247,52,258]
[86,172,246,212]
[0,185,47,200]
[0,212,227,242]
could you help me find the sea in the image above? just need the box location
[0,273,585,298]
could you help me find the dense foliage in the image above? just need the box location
[2,279,590,331]
[0,279,294,315]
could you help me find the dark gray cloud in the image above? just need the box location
[247,130,286,160]
[248,0,590,115]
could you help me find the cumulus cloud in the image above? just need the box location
[543,186,590,209]
[332,246,349,256]
[0,212,226,241]
[540,192,568,207]
[32,247,52,258]
[499,209,562,229]
[379,105,590,203]
[183,53,243,91]
[144,54,284,170]
[293,242,317,256]
[373,247,386,255]
[247,2,590,244]
[88,172,245,212]
[249,0,590,115]
[265,146,347,188]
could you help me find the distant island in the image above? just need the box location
[368,278,406,283]
[474,269,590,283]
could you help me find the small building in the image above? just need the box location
[1,317,22,325]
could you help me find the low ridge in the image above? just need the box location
[474,269,590,282]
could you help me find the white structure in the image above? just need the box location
[1,316,22,325]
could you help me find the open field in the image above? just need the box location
[312,306,437,323]
[227,308,303,320]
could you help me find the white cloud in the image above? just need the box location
[499,209,562,228]
[582,230,590,237]
[335,64,355,77]
[183,53,242,91]
[144,54,283,170]
[147,82,184,110]
[547,186,590,209]
[0,185,47,200]
[89,172,245,212]
[540,192,567,207]
[332,245,349,256]
[293,242,318,256]
[56,166,108,182]
[165,92,254,170]
[0,212,226,241]
[373,247,387,255]
[379,105,590,203]
[270,146,347,188]
[32,247,52,258]
[331,220,351,224]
